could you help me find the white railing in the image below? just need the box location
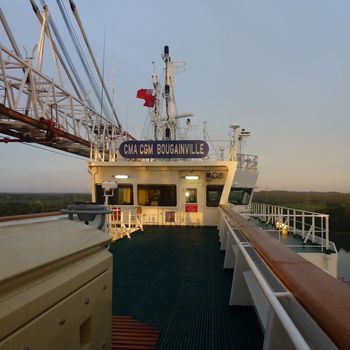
[236,153,258,170]
[217,209,337,349]
[89,136,259,165]
[107,206,143,241]
[248,202,336,252]
[90,140,119,162]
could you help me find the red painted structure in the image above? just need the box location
[111,316,160,350]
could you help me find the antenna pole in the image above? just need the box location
[151,61,159,140]
[163,45,170,123]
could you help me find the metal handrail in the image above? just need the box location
[249,202,334,252]
[220,205,350,349]
[236,153,258,170]
[223,220,311,349]
[107,205,143,240]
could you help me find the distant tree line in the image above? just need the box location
[0,193,91,217]
[1,191,349,233]
[253,191,350,233]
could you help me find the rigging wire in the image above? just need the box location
[29,0,85,102]
[55,0,114,123]
[22,142,87,161]
[46,0,96,110]
[68,0,121,127]
[140,109,151,139]
[58,0,107,111]
[100,26,106,117]
[35,0,117,127]
[32,0,94,110]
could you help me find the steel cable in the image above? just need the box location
[55,0,114,123]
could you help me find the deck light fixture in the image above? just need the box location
[114,174,129,179]
[185,175,199,180]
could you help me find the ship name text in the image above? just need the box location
[119,140,209,159]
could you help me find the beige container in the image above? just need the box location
[0,220,112,350]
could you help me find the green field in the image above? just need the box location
[0,193,91,217]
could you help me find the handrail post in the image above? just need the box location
[325,216,330,250]
[293,210,296,235]
[302,213,305,239]
[321,216,324,252]
[278,206,281,225]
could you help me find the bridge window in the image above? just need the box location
[95,184,134,205]
[206,185,224,207]
[138,185,176,206]
[229,187,252,205]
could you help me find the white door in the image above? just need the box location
[181,185,203,225]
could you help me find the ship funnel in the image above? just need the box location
[164,45,169,55]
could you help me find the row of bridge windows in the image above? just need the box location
[95,184,252,207]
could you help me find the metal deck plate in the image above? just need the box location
[110,227,263,350]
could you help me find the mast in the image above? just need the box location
[162,45,179,140]
[162,45,171,139]
[147,46,191,141]
[151,61,161,140]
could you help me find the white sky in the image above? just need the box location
[1,0,350,192]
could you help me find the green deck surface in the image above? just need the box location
[109,226,263,350]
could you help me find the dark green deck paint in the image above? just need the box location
[109,226,263,350]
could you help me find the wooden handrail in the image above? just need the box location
[0,212,62,222]
[221,204,350,349]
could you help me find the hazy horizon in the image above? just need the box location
[1,189,350,195]
[1,0,350,193]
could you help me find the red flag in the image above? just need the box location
[136,89,155,108]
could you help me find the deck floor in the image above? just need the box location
[109,226,263,350]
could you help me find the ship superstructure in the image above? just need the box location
[90,46,258,229]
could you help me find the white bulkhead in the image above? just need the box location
[89,160,256,226]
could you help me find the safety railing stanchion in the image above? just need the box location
[326,216,329,250]
[293,209,296,235]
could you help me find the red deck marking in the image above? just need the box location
[111,316,160,350]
